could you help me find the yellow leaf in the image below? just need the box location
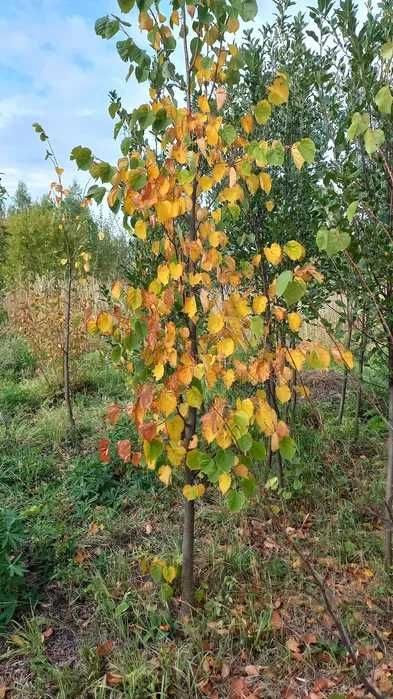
[291,143,304,170]
[255,401,277,436]
[127,287,142,310]
[198,95,210,113]
[183,483,206,501]
[259,172,272,194]
[218,472,231,495]
[265,199,274,212]
[185,386,203,409]
[206,124,219,146]
[97,312,113,336]
[212,209,222,223]
[208,312,224,334]
[162,564,176,582]
[166,415,184,442]
[156,200,174,223]
[252,295,268,314]
[87,318,97,335]
[212,163,227,183]
[223,368,235,388]
[152,363,164,381]
[157,263,170,285]
[183,295,197,319]
[287,312,302,333]
[286,348,306,371]
[217,337,235,357]
[276,384,291,404]
[284,240,305,260]
[169,261,183,280]
[158,465,172,487]
[200,175,213,192]
[268,74,289,105]
[134,219,147,240]
[167,443,186,465]
[159,391,177,416]
[111,280,123,300]
[241,114,254,134]
[264,243,282,265]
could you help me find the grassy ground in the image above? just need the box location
[0,336,392,698]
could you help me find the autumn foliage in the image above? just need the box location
[71,0,354,607]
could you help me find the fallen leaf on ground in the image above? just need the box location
[105,672,122,687]
[96,640,113,657]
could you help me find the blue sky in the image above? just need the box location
[0,0,368,201]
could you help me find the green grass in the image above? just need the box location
[0,342,392,697]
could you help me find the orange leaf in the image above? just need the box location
[107,403,121,425]
[98,439,111,464]
[117,439,131,463]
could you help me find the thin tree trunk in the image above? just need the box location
[63,264,75,428]
[384,334,393,569]
[354,309,367,439]
[338,309,353,425]
[181,466,195,615]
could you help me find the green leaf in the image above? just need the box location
[70,146,93,171]
[86,184,106,204]
[364,128,385,156]
[283,279,306,305]
[316,227,351,256]
[215,449,235,473]
[241,477,256,497]
[279,436,296,461]
[238,433,253,453]
[276,270,293,297]
[375,86,392,114]
[249,440,267,461]
[186,450,211,470]
[118,0,135,11]
[239,0,258,21]
[297,137,316,163]
[345,201,358,223]
[128,170,147,191]
[227,490,246,513]
[254,99,271,125]
[89,160,114,182]
[346,112,370,142]
[121,137,132,156]
[267,140,285,166]
[381,41,393,60]
[250,316,264,339]
[145,439,163,463]
[220,124,237,145]
[95,16,120,39]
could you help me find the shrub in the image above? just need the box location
[0,508,27,627]
[0,333,36,380]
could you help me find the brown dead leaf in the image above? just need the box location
[74,549,89,565]
[0,685,7,699]
[216,86,227,110]
[96,640,113,657]
[105,672,122,687]
[197,679,219,699]
[271,610,283,629]
[230,677,251,699]
[244,665,259,676]
[221,661,231,679]
[42,627,54,640]
[144,523,153,535]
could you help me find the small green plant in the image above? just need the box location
[0,508,27,627]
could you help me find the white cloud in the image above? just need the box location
[0,1,148,199]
